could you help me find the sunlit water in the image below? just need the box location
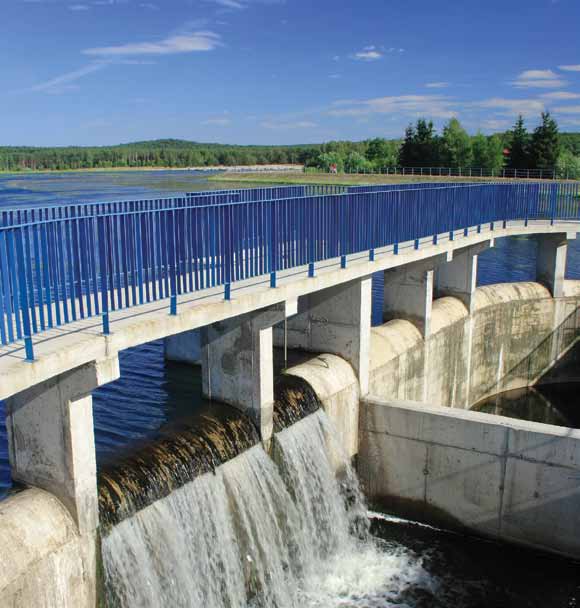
[1,172,580,607]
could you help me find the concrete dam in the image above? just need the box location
[1,182,580,606]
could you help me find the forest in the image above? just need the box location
[1,114,579,177]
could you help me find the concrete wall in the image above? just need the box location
[0,488,97,607]
[369,280,580,408]
[359,397,580,559]
[285,354,360,458]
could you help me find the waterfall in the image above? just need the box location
[102,411,434,607]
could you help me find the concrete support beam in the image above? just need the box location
[536,234,575,298]
[383,253,452,338]
[435,240,494,314]
[201,302,296,443]
[275,278,372,395]
[164,329,202,366]
[4,358,120,534]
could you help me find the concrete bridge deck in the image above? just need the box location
[0,218,577,401]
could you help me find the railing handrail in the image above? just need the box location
[0,182,517,231]
[0,180,578,359]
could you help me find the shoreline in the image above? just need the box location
[0,164,302,177]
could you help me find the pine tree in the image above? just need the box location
[507,115,529,170]
[398,124,417,167]
[414,119,439,166]
[530,112,560,171]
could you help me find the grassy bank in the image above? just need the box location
[207,171,506,186]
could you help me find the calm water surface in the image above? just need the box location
[1,172,580,606]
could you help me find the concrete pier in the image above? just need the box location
[164,329,202,365]
[4,358,119,534]
[275,278,372,395]
[536,233,574,298]
[201,301,297,443]
[383,253,452,338]
[435,240,493,314]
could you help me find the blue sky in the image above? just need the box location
[2,0,580,146]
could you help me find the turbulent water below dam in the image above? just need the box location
[100,408,580,608]
[1,172,580,606]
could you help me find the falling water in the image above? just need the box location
[101,410,435,607]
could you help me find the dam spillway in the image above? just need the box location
[100,410,430,607]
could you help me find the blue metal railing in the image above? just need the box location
[0,185,347,227]
[1,181,579,359]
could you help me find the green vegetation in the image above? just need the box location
[307,113,576,178]
[1,117,579,178]
[0,139,323,173]
[208,172,508,186]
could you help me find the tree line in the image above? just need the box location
[1,119,580,177]
[313,113,579,178]
[0,140,323,172]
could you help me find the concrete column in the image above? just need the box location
[202,302,296,443]
[164,329,202,365]
[384,253,452,338]
[536,234,575,298]
[435,240,494,314]
[4,358,120,535]
[275,277,372,395]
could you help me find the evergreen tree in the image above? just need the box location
[530,112,560,171]
[507,115,530,170]
[398,124,417,167]
[414,119,439,166]
[440,118,472,168]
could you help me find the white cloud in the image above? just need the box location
[202,117,232,126]
[511,69,567,89]
[83,31,221,57]
[553,105,580,114]
[540,91,580,100]
[559,65,580,72]
[203,0,283,9]
[211,0,245,8]
[69,4,89,10]
[353,46,383,61]
[477,97,545,117]
[425,82,449,89]
[329,95,456,119]
[28,62,106,94]
[261,120,317,129]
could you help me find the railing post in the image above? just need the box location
[550,183,557,226]
[97,216,110,336]
[14,228,35,362]
[224,204,232,301]
[270,202,277,287]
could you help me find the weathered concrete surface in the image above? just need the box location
[275,278,372,395]
[383,253,451,338]
[164,328,202,365]
[285,354,359,458]
[4,358,120,534]
[359,397,580,559]
[536,233,573,297]
[202,302,297,443]
[369,280,580,408]
[434,240,493,313]
[0,488,97,607]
